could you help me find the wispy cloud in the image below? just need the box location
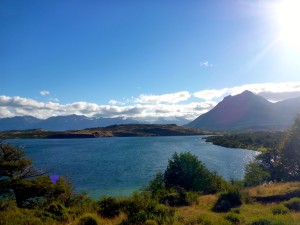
[200,61,213,67]
[194,89,228,101]
[193,82,300,101]
[40,90,50,96]
[108,99,118,105]
[135,91,191,104]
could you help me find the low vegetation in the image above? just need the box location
[204,131,283,151]
[1,115,300,224]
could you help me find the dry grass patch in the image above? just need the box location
[98,213,126,225]
[290,212,300,224]
[247,182,300,197]
[195,194,217,209]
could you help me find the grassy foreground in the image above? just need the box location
[2,182,299,225]
[76,181,295,225]
[90,182,300,225]
[175,182,300,225]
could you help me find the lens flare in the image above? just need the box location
[276,0,300,49]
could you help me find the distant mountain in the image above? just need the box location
[0,114,191,131]
[0,115,140,131]
[0,116,42,131]
[187,90,300,131]
[139,116,191,126]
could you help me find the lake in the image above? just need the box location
[8,136,258,198]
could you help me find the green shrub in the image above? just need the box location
[284,197,300,211]
[77,213,99,225]
[230,207,240,214]
[0,199,17,211]
[121,192,174,224]
[164,152,224,193]
[271,204,289,215]
[212,187,242,212]
[244,162,270,187]
[46,202,70,221]
[160,188,197,206]
[0,209,45,225]
[144,219,158,225]
[251,218,273,225]
[242,191,253,204]
[96,196,121,218]
[250,218,286,225]
[146,172,167,201]
[185,215,213,225]
[224,213,241,225]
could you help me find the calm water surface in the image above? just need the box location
[9,136,258,198]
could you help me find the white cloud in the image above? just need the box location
[194,89,228,101]
[40,90,50,96]
[1,82,300,120]
[135,91,191,104]
[200,61,213,67]
[0,95,213,120]
[193,82,300,101]
[108,99,118,105]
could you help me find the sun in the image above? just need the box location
[275,0,300,49]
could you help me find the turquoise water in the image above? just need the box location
[9,136,258,198]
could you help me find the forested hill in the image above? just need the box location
[0,124,212,139]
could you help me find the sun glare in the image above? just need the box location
[276,0,300,49]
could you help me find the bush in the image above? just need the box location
[251,218,273,225]
[0,199,17,211]
[212,187,242,212]
[46,202,70,221]
[144,220,158,225]
[160,188,197,206]
[244,162,270,187]
[284,197,300,211]
[77,214,99,225]
[185,215,213,225]
[230,207,240,214]
[224,213,241,225]
[96,196,121,218]
[250,218,285,225]
[271,204,289,215]
[146,172,167,201]
[164,152,224,193]
[0,209,46,225]
[121,192,174,224]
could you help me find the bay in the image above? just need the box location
[8,136,258,198]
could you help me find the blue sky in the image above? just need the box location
[1,0,300,119]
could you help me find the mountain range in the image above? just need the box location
[1,90,299,132]
[187,90,300,131]
[0,115,190,131]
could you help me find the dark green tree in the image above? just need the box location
[244,162,270,187]
[164,152,222,193]
[244,115,300,185]
[279,114,300,180]
[0,142,42,201]
[0,141,75,208]
[146,172,167,200]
